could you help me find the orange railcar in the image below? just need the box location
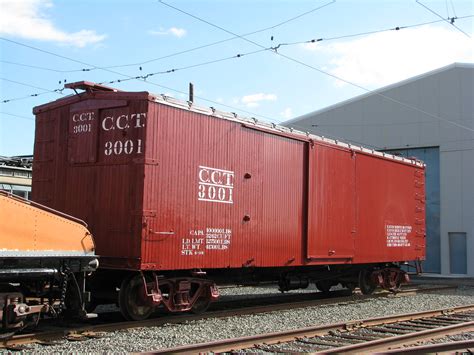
[0,191,98,330]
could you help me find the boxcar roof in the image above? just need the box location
[33,81,424,168]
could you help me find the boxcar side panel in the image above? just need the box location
[142,104,239,269]
[353,153,425,263]
[141,103,305,270]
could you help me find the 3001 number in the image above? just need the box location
[104,139,142,156]
[73,123,91,134]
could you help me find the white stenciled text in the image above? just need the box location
[198,166,234,204]
[104,139,142,156]
[101,112,146,157]
[101,112,146,131]
[386,224,412,247]
[71,111,94,135]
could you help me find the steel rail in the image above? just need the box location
[383,339,474,354]
[0,284,459,348]
[320,321,474,353]
[0,291,370,348]
[152,304,474,354]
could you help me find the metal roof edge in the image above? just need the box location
[151,92,425,168]
[0,165,32,171]
[284,62,474,125]
[33,90,150,114]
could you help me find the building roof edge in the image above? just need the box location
[284,62,474,125]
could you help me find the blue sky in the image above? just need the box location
[1,0,473,156]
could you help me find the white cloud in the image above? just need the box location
[280,107,293,119]
[149,27,187,38]
[240,93,277,108]
[0,0,107,47]
[301,25,474,88]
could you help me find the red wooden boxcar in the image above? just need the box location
[33,82,426,320]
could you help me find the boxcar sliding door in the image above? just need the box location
[306,143,356,261]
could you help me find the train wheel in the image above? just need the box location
[343,282,356,294]
[190,296,211,314]
[64,278,86,318]
[85,298,98,313]
[119,274,154,321]
[359,269,377,295]
[315,280,332,294]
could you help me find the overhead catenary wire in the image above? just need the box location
[0,78,65,103]
[2,14,473,75]
[1,78,64,95]
[0,0,332,109]
[0,38,280,122]
[0,60,88,73]
[158,0,474,134]
[0,52,424,150]
[102,0,335,70]
[0,43,376,145]
[2,4,473,141]
[0,0,335,74]
[1,49,266,75]
[0,51,385,147]
[0,112,35,121]
[277,15,473,46]
[449,0,458,18]
[2,13,473,103]
[2,50,473,140]
[97,48,268,86]
[444,0,459,20]
[84,0,336,71]
[416,0,470,38]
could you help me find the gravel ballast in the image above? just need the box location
[23,285,474,353]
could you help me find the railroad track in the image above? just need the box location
[0,284,459,349]
[155,304,474,354]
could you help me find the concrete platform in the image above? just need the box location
[411,274,474,286]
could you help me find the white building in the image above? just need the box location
[285,63,474,277]
[0,156,33,199]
